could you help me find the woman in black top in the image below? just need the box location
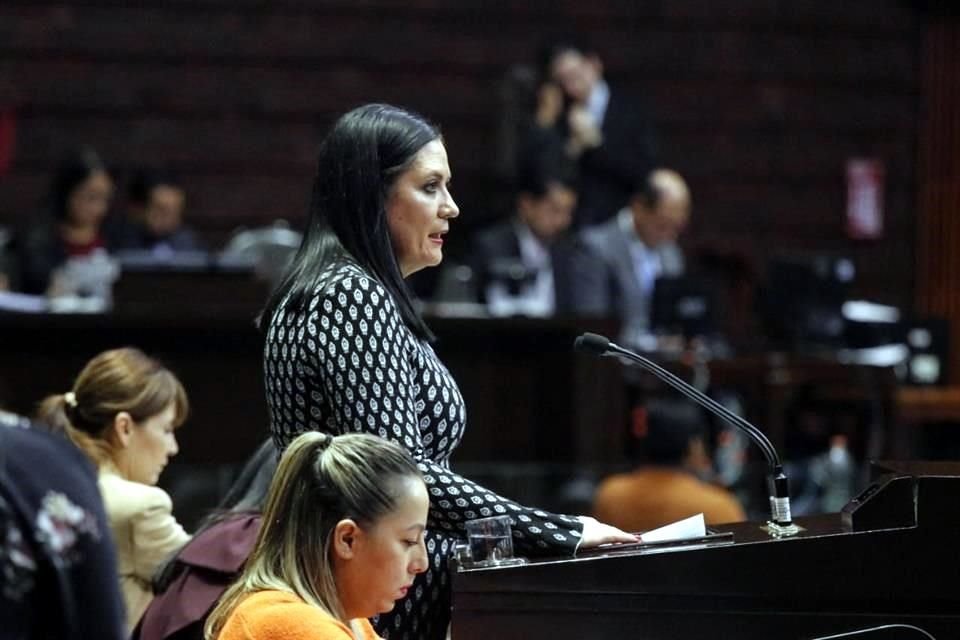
[261,104,634,640]
[14,146,116,295]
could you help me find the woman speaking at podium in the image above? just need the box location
[260,104,634,640]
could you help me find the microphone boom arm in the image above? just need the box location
[575,332,797,531]
[603,343,780,467]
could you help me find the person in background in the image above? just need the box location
[13,146,117,295]
[133,439,278,640]
[261,103,635,640]
[0,409,126,640]
[529,37,658,227]
[572,168,691,346]
[205,431,429,640]
[471,155,579,317]
[118,168,202,255]
[35,347,191,633]
[592,399,745,532]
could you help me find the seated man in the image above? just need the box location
[116,168,202,255]
[471,160,578,317]
[572,168,691,346]
[592,399,745,532]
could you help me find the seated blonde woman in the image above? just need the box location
[36,347,191,632]
[205,431,429,640]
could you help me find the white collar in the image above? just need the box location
[514,219,550,268]
[618,207,642,245]
[586,80,610,128]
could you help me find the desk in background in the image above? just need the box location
[0,308,915,467]
[0,311,621,467]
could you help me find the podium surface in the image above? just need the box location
[452,461,960,640]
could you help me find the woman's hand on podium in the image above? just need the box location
[577,516,640,547]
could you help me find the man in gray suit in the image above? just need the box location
[573,168,691,346]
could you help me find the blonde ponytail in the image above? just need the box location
[205,432,422,639]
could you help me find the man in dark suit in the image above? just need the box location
[115,168,203,255]
[472,161,579,317]
[531,38,657,227]
[572,169,691,346]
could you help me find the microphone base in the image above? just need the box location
[760,521,804,538]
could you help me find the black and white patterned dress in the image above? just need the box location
[264,262,583,639]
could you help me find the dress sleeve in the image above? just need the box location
[131,487,191,581]
[304,275,584,557]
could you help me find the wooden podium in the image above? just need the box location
[452,461,960,639]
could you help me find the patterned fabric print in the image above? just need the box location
[0,490,101,604]
[34,492,100,568]
[0,411,30,430]
[264,262,584,640]
[0,411,38,604]
[0,495,36,602]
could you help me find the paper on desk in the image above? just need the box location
[0,291,48,313]
[640,513,706,543]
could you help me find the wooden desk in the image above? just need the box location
[0,311,268,465]
[622,352,900,464]
[0,311,622,467]
[452,461,960,640]
[0,310,906,468]
[897,385,960,423]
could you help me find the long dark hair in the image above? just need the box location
[260,103,439,341]
[49,146,109,221]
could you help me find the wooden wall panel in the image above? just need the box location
[916,15,960,379]
[0,0,922,307]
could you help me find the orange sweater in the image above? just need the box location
[593,468,746,533]
[216,590,379,640]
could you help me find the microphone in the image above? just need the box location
[575,332,797,533]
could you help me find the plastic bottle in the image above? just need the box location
[821,435,855,513]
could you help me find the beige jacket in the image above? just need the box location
[97,464,190,633]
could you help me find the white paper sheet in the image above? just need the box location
[0,291,48,313]
[640,513,706,543]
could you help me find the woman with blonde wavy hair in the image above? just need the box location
[35,347,191,632]
[205,431,429,640]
